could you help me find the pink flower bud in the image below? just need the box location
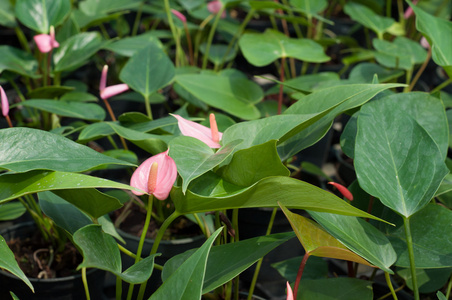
[328,182,354,201]
[33,26,59,53]
[286,282,294,300]
[171,114,223,148]
[99,65,129,100]
[420,36,430,49]
[130,150,178,200]
[207,0,226,18]
[0,86,9,117]
[171,9,187,23]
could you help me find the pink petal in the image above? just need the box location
[207,0,226,18]
[100,65,108,92]
[286,282,294,300]
[0,86,9,117]
[171,9,186,23]
[130,150,178,200]
[100,84,129,100]
[34,34,53,53]
[328,182,354,201]
[420,36,430,49]
[172,114,223,148]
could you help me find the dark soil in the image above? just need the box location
[7,231,82,279]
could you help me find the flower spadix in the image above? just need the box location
[130,150,177,200]
[172,113,223,148]
[34,26,59,53]
[100,65,129,100]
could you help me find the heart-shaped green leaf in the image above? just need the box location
[15,0,70,33]
[239,29,329,66]
[162,231,295,293]
[19,100,106,121]
[0,128,135,173]
[280,203,373,266]
[168,136,242,193]
[149,227,223,299]
[120,44,175,99]
[0,235,34,292]
[0,46,39,78]
[354,97,449,217]
[104,33,164,57]
[373,37,427,70]
[175,73,262,120]
[308,211,396,273]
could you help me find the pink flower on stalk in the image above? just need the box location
[286,282,294,300]
[100,65,129,100]
[328,182,354,201]
[130,150,178,200]
[403,0,418,19]
[33,26,59,53]
[1,86,9,117]
[420,36,430,49]
[171,9,186,23]
[207,0,226,18]
[171,113,223,148]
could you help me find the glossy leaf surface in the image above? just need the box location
[344,2,394,38]
[354,97,449,217]
[0,128,134,173]
[19,100,105,121]
[15,0,70,33]
[0,202,26,221]
[0,46,39,78]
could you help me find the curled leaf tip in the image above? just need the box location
[328,182,353,201]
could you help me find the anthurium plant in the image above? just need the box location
[0,0,451,300]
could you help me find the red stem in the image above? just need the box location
[293,253,310,299]
[365,196,375,222]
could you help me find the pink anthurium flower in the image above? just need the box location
[1,85,12,127]
[171,9,186,23]
[403,0,418,19]
[130,150,178,200]
[328,182,354,201]
[171,113,223,148]
[100,65,129,100]
[286,282,294,300]
[34,26,59,53]
[207,0,226,18]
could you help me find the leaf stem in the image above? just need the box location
[293,253,310,299]
[403,216,419,300]
[202,5,226,69]
[82,267,91,300]
[384,271,398,300]
[116,276,122,300]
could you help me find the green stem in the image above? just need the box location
[193,213,207,237]
[164,0,182,66]
[82,267,91,300]
[132,1,144,36]
[384,272,398,300]
[127,195,154,300]
[202,5,226,69]
[14,27,31,53]
[247,208,278,300]
[431,78,452,94]
[407,47,432,92]
[137,211,181,300]
[403,217,419,300]
[386,0,392,18]
[118,244,138,260]
[144,94,153,120]
[446,272,452,299]
[116,276,122,300]
[403,68,413,93]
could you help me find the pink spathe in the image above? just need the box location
[286,282,294,300]
[171,9,187,23]
[34,26,59,53]
[207,0,226,18]
[0,85,9,117]
[130,150,178,200]
[100,65,129,100]
[172,114,223,148]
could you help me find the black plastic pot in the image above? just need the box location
[0,222,105,300]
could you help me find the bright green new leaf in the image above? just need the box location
[354,97,449,217]
[309,211,396,273]
[0,128,135,173]
[168,136,242,193]
[120,44,175,99]
[0,46,39,78]
[0,202,26,221]
[150,227,223,299]
[239,29,329,66]
[19,100,106,121]
[163,232,296,293]
[15,0,70,33]
[279,204,374,266]
[175,73,262,120]
[0,235,34,292]
[388,204,452,268]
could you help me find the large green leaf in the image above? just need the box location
[387,204,452,268]
[277,83,404,161]
[149,227,222,299]
[373,37,427,70]
[19,100,105,121]
[54,32,106,72]
[0,235,34,292]
[0,128,135,173]
[168,136,242,193]
[0,46,39,78]
[217,140,290,187]
[308,211,396,273]
[79,0,141,16]
[0,1,16,27]
[0,170,138,219]
[280,204,373,266]
[239,29,329,66]
[272,256,328,282]
[410,2,452,77]
[15,0,70,33]
[397,267,452,294]
[104,33,164,57]
[297,278,373,300]
[172,174,385,222]
[120,44,175,99]
[344,2,395,39]
[73,224,158,284]
[354,97,449,217]
[0,202,26,221]
[162,231,295,293]
[290,0,327,15]
[175,73,262,120]
[348,63,404,83]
